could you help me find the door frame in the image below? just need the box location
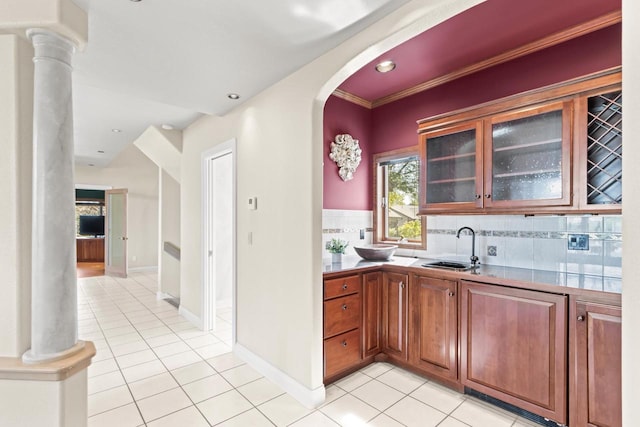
[105,188,128,277]
[201,138,237,343]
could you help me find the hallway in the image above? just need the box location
[79,272,537,426]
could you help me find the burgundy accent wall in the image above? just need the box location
[323,25,621,209]
[372,25,621,153]
[323,95,373,210]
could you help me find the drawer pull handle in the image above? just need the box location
[342,304,348,310]
[342,284,348,290]
[400,281,405,289]
[577,315,585,322]
[449,291,455,297]
[341,341,347,347]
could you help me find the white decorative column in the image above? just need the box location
[22,29,82,363]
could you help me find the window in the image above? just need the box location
[374,147,426,249]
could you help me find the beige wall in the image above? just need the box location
[180,0,486,395]
[621,0,639,423]
[0,35,33,358]
[76,144,159,269]
[160,170,181,297]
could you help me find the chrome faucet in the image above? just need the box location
[456,226,479,267]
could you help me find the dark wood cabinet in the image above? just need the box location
[460,281,568,424]
[409,275,457,381]
[76,238,105,262]
[362,272,382,358]
[382,271,408,360]
[323,273,362,380]
[570,299,621,427]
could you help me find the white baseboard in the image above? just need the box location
[234,343,325,409]
[156,291,174,300]
[178,305,203,329]
[128,266,158,273]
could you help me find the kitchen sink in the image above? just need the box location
[421,261,475,271]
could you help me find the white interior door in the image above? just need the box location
[202,140,236,336]
[105,188,128,277]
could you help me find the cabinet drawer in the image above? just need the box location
[324,275,360,300]
[324,294,361,338]
[324,329,361,378]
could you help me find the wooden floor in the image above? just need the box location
[77,262,105,278]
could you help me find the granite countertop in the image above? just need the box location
[323,255,622,295]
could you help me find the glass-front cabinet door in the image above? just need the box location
[483,101,572,208]
[419,121,483,212]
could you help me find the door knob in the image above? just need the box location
[577,315,585,322]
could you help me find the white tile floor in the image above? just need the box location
[79,272,540,426]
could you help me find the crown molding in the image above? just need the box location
[331,89,372,109]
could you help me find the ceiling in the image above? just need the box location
[70,0,411,167]
[340,0,621,103]
[70,0,620,168]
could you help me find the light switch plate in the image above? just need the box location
[568,234,589,251]
[248,196,257,210]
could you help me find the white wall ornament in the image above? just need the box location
[329,134,362,181]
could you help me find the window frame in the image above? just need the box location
[373,146,426,250]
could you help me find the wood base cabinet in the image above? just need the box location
[570,300,621,427]
[460,281,567,424]
[362,272,382,358]
[323,273,362,380]
[409,275,457,381]
[382,272,408,360]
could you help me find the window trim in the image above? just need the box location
[373,146,426,250]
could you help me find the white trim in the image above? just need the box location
[156,291,174,300]
[75,184,113,190]
[234,343,326,409]
[201,139,237,346]
[128,266,158,273]
[179,305,202,329]
[216,298,232,309]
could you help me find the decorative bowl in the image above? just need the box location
[353,244,398,261]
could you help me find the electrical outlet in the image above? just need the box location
[568,234,589,250]
[487,245,497,256]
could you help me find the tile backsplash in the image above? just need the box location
[322,210,622,278]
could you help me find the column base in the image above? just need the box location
[22,341,86,364]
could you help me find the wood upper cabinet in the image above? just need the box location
[409,275,457,381]
[362,272,382,358]
[573,85,622,213]
[570,299,621,427]
[483,101,572,209]
[419,121,483,212]
[382,271,408,360]
[418,70,622,215]
[460,281,568,425]
[419,101,572,213]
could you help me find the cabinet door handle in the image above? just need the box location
[475,194,481,200]
[449,291,455,297]
[400,281,405,289]
[342,304,347,310]
[342,283,348,290]
[577,315,585,322]
[341,341,347,347]
[484,194,491,199]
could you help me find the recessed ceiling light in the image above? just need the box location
[111,128,122,133]
[161,124,174,130]
[97,150,105,154]
[375,60,396,73]
[227,93,240,100]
